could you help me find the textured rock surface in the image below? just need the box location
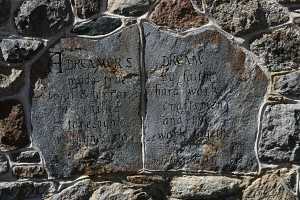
[0,154,8,174]
[12,165,47,178]
[11,150,41,163]
[0,0,10,26]
[170,176,242,199]
[0,100,29,152]
[143,22,268,172]
[273,71,300,99]
[207,0,289,36]
[14,0,72,37]
[251,25,300,72]
[31,24,142,178]
[70,0,101,19]
[258,104,300,164]
[149,0,208,29]
[0,39,43,63]
[107,0,152,16]
[0,65,24,98]
[242,169,297,200]
[72,16,122,36]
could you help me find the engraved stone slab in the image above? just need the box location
[143,22,268,172]
[31,25,142,178]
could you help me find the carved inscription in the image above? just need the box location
[31,25,142,178]
[143,22,268,172]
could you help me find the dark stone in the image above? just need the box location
[70,0,102,19]
[0,100,29,152]
[273,72,300,99]
[12,165,47,178]
[72,16,122,36]
[207,0,289,36]
[107,0,153,16]
[251,25,300,72]
[14,0,72,37]
[149,0,208,30]
[31,25,142,178]
[143,22,268,172]
[0,154,8,174]
[11,150,41,163]
[0,38,43,63]
[258,104,300,164]
[0,0,10,26]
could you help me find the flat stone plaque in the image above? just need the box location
[31,25,142,178]
[143,22,268,172]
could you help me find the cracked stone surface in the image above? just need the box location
[258,104,300,164]
[143,22,268,172]
[251,25,300,72]
[273,71,300,99]
[107,0,153,16]
[0,100,29,152]
[0,65,24,98]
[14,0,73,37]
[31,24,142,178]
[149,0,208,30]
[207,0,290,36]
[70,0,102,19]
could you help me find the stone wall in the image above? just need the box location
[0,0,299,199]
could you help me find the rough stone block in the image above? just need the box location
[70,0,103,19]
[143,22,268,172]
[11,150,41,163]
[273,71,300,99]
[107,0,153,16]
[12,165,47,178]
[0,100,29,152]
[258,104,300,164]
[31,24,143,178]
[0,154,9,174]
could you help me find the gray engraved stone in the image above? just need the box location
[258,104,300,164]
[31,24,142,178]
[143,22,268,172]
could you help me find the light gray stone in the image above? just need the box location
[258,104,300,164]
[14,0,72,37]
[31,24,142,178]
[143,22,268,172]
[107,0,152,16]
[0,65,24,97]
[273,71,300,99]
[171,176,242,199]
[251,25,300,72]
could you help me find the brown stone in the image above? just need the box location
[0,100,29,152]
[149,0,208,30]
[12,165,47,178]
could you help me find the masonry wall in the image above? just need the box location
[0,0,300,199]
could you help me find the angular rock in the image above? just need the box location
[149,0,208,30]
[0,39,43,63]
[143,22,268,172]
[0,154,8,174]
[0,0,10,26]
[72,16,122,36]
[0,100,29,152]
[0,181,55,200]
[273,71,300,99]
[12,165,47,178]
[31,25,142,178]
[107,0,152,16]
[251,25,300,72]
[258,104,300,164]
[14,0,72,37]
[70,0,102,19]
[0,65,24,97]
[207,0,289,36]
[243,169,297,200]
[171,176,242,199]
[11,150,41,163]
[90,182,152,200]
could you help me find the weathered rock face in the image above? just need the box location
[0,100,29,152]
[242,169,297,200]
[31,24,142,178]
[0,155,8,174]
[149,0,208,30]
[258,104,300,164]
[143,22,268,172]
[11,150,41,163]
[0,65,24,98]
[14,0,72,37]
[107,0,152,16]
[70,0,102,19]
[251,25,300,72]
[72,16,122,36]
[273,71,300,99]
[170,176,242,199]
[0,0,10,26]
[207,0,289,36]
[12,165,47,178]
